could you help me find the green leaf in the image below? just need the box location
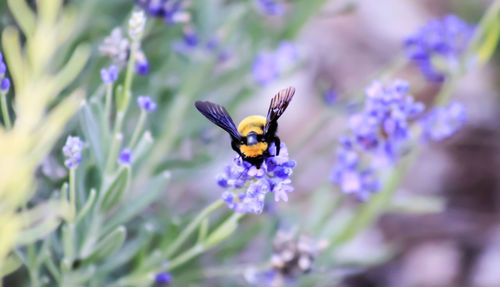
[7,0,36,37]
[0,253,22,277]
[80,102,104,168]
[100,167,130,213]
[477,18,500,64]
[75,189,96,223]
[81,226,126,264]
[101,172,170,236]
[204,213,243,248]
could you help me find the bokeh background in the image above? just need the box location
[1,0,500,286]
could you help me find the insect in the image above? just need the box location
[195,86,295,168]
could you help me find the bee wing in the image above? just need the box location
[195,101,241,141]
[264,86,295,135]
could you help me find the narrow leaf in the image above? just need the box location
[100,167,130,212]
[81,226,126,264]
[79,102,104,168]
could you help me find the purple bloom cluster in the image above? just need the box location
[420,101,466,141]
[255,0,285,15]
[404,15,475,82]
[62,136,84,168]
[100,65,119,84]
[137,96,157,112]
[118,148,132,166]
[253,42,298,85]
[155,272,172,284]
[0,52,11,92]
[135,0,189,24]
[217,143,295,214]
[135,50,150,75]
[331,80,424,199]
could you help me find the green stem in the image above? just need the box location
[1,91,12,129]
[129,110,146,149]
[69,167,76,221]
[164,200,224,259]
[104,83,112,125]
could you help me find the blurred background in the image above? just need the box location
[2,0,500,286]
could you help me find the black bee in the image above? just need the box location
[195,86,295,168]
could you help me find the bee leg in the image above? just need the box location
[274,137,281,155]
[231,140,244,158]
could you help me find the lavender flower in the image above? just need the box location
[253,42,298,85]
[129,10,147,42]
[135,0,190,24]
[331,80,424,198]
[1,78,10,92]
[255,0,285,15]
[217,143,295,214]
[324,88,338,105]
[420,101,466,141]
[99,28,130,68]
[100,65,119,84]
[183,27,198,47]
[155,272,172,284]
[62,136,84,168]
[135,50,149,75]
[137,96,157,112]
[404,15,475,82]
[118,148,132,165]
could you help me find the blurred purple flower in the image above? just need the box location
[324,88,338,105]
[253,42,298,85]
[217,142,295,214]
[183,27,198,47]
[100,65,119,84]
[420,101,466,141]
[118,148,132,165]
[255,0,285,15]
[62,136,84,169]
[331,80,424,199]
[135,50,149,75]
[404,15,474,82]
[137,96,157,112]
[155,272,172,284]
[1,78,10,92]
[135,0,190,24]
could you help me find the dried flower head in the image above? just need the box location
[129,10,147,42]
[99,28,130,68]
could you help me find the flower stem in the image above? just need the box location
[69,167,76,221]
[129,110,146,149]
[1,91,12,129]
[104,83,112,125]
[164,200,224,259]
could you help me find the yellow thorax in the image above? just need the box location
[237,115,266,136]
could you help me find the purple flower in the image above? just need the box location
[134,50,149,75]
[420,101,466,141]
[404,15,474,82]
[253,53,279,85]
[137,96,157,112]
[155,272,172,284]
[135,0,189,24]
[100,65,119,84]
[253,42,298,85]
[217,143,295,214]
[0,62,5,76]
[62,136,84,168]
[183,27,198,47]
[1,78,10,92]
[118,148,132,165]
[324,88,338,105]
[255,0,285,15]
[331,80,424,199]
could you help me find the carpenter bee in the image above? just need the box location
[195,86,295,168]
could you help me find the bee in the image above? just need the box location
[195,86,295,168]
